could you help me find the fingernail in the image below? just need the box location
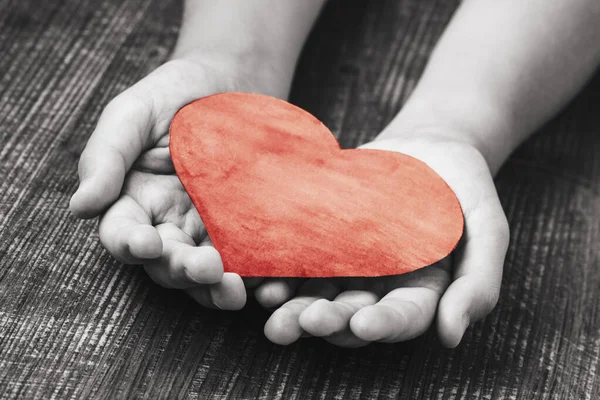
[69,188,85,214]
[184,267,202,284]
[456,313,471,344]
[209,285,223,309]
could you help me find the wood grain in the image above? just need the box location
[0,0,599,398]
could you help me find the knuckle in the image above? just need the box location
[104,90,154,126]
[108,91,150,115]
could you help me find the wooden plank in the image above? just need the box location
[0,0,598,398]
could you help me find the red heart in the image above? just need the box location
[170,93,463,277]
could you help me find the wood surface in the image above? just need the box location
[170,93,463,277]
[0,0,599,398]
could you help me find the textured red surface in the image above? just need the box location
[169,93,463,277]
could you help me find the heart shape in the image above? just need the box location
[170,92,463,277]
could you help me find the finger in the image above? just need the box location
[98,195,162,264]
[350,266,450,342]
[143,223,223,289]
[70,61,191,218]
[254,278,305,309]
[350,287,441,343]
[70,90,155,219]
[264,279,340,345]
[299,291,378,337]
[70,60,223,218]
[437,194,510,348]
[185,273,246,310]
[299,291,378,348]
[133,135,174,173]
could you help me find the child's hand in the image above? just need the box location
[70,54,288,310]
[98,169,247,309]
[256,134,509,347]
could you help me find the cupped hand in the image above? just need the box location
[98,169,246,309]
[257,135,509,347]
[70,55,287,310]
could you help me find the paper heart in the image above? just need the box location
[170,92,463,277]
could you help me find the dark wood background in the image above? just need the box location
[1,0,599,398]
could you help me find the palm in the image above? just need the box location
[119,170,205,252]
[99,163,250,309]
[259,136,508,348]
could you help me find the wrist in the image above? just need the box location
[379,93,518,175]
[171,44,295,100]
[170,1,324,100]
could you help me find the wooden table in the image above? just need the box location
[1,0,599,398]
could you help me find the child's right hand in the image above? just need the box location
[70,53,288,310]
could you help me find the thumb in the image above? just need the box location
[70,60,212,219]
[69,87,156,219]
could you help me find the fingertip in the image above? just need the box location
[437,274,499,348]
[437,311,469,348]
[264,308,303,345]
[69,185,100,219]
[69,177,123,219]
[298,299,338,337]
[298,299,325,334]
[185,286,213,309]
[74,148,128,216]
[183,246,224,284]
[128,225,163,259]
[437,294,470,348]
[255,280,294,309]
[349,306,388,342]
[210,273,246,310]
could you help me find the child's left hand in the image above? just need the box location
[252,132,510,348]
